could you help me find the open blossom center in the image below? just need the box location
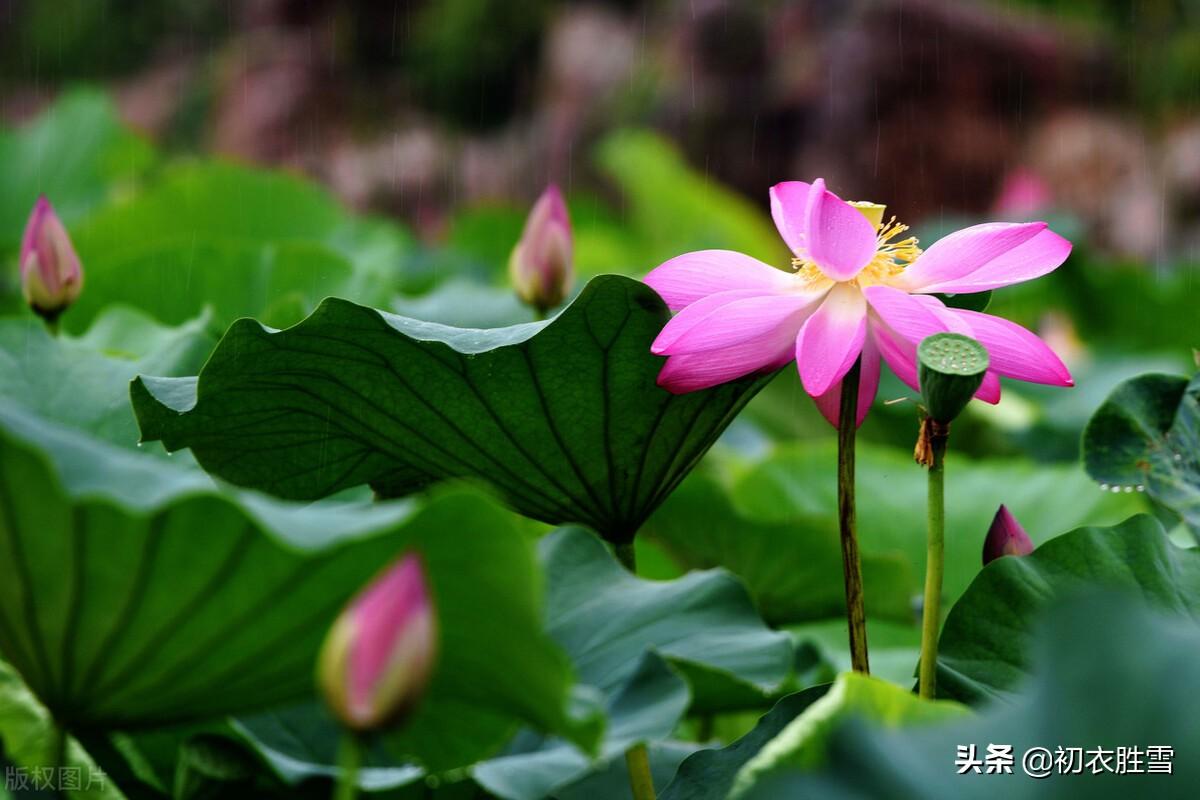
[790,214,922,289]
[643,176,1074,428]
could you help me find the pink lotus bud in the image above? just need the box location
[318,554,437,731]
[982,505,1034,566]
[509,184,573,314]
[20,196,84,322]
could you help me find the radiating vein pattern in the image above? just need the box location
[133,275,775,542]
[0,393,587,754]
[0,411,408,727]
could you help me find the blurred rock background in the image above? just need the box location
[2,0,1198,263]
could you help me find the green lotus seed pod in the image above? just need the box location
[918,333,990,423]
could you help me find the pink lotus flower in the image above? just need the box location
[644,179,1074,426]
[318,553,437,731]
[510,184,574,313]
[982,505,1034,565]
[20,196,83,322]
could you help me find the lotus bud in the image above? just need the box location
[917,333,989,424]
[318,553,437,732]
[20,196,84,323]
[509,184,573,314]
[982,505,1034,565]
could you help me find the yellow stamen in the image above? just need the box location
[859,215,921,286]
[788,213,922,289]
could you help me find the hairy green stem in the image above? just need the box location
[334,733,363,800]
[613,542,657,799]
[837,358,870,674]
[919,429,948,699]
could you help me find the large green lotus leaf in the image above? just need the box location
[232,651,602,780]
[131,275,775,543]
[0,89,155,251]
[0,311,215,450]
[229,704,427,793]
[0,406,589,760]
[0,315,591,773]
[62,161,412,332]
[730,441,1146,616]
[745,593,1200,799]
[538,526,793,704]
[74,721,269,800]
[473,651,692,800]
[237,527,791,798]
[472,527,792,798]
[0,659,125,800]
[659,688,828,800]
[728,673,967,798]
[936,514,1199,704]
[643,471,915,625]
[1084,371,1199,538]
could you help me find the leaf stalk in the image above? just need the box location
[334,733,363,800]
[918,418,949,698]
[613,543,657,800]
[837,358,870,674]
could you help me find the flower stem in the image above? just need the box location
[919,424,948,699]
[334,733,363,800]
[613,542,657,800]
[836,358,870,674]
[625,743,657,800]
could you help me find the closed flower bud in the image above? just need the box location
[20,196,83,323]
[982,505,1034,565]
[318,554,437,732]
[509,184,573,314]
